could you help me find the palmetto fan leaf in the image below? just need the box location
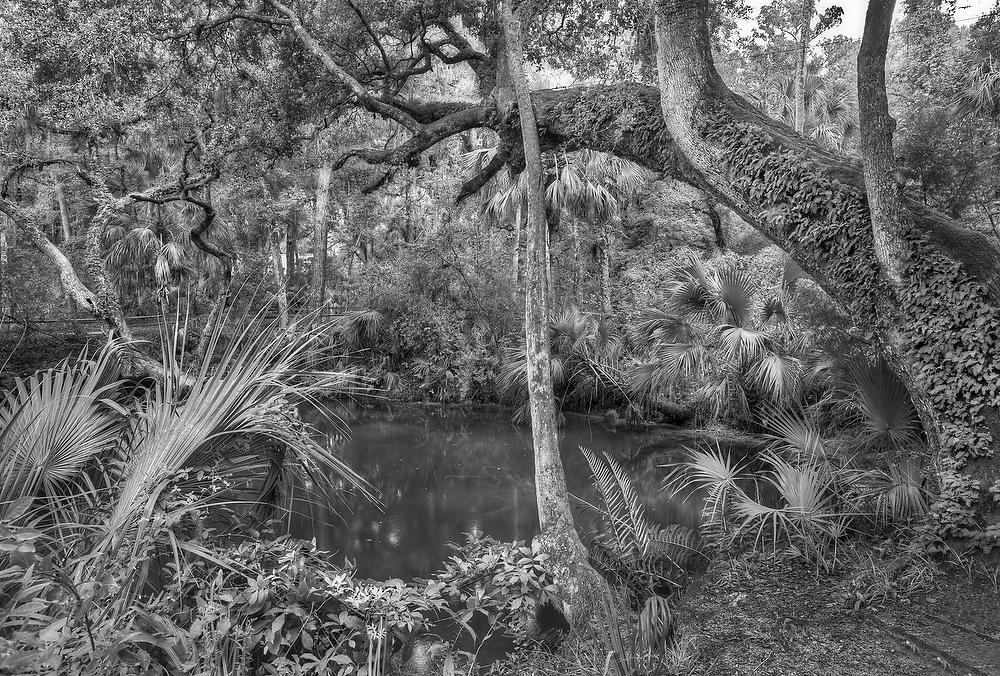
[732,451,839,558]
[631,308,699,351]
[855,459,929,525]
[695,374,749,421]
[716,325,769,363]
[580,446,651,556]
[843,357,921,452]
[664,442,749,526]
[760,405,826,461]
[0,346,126,510]
[749,353,802,403]
[337,309,388,350]
[710,265,756,326]
[631,341,711,399]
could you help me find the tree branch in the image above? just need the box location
[266,0,423,132]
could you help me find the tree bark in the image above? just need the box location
[571,215,581,302]
[272,226,290,328]
[708,200,725,249]
[501,0,608,623]
[794,1,813,135]
[0,199,101,318]
[312,164,333,309]
[598,219,613,316]
[545,221,554,308]
[0,216,9,319]
[652,0,1000,541]
[512,205,522,285]
[0,197,178,381]
[54,176,72,243]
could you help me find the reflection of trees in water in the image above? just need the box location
[292,404,713,578]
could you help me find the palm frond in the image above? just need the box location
[0,346,126,511]
[760,405,826,461]
[843,357,921,453]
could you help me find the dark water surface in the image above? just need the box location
[288,403,710,580]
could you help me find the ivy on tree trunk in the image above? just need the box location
[653,0,1000,544]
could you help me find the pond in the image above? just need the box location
[288,403,738,580]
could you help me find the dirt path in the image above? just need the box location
[679,555,1000,675]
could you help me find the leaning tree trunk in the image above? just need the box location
[502,0,609,623]
[312,163,333,309]
[653,0,1000,542]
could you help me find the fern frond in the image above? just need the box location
[605,451,652,555]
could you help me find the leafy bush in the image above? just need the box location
[667,411,932,571]
[502,308,631,421]
[630,255,810,425]
[0,521,559,675]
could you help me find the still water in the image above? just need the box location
[288,403,717,580]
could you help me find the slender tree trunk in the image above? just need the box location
[598,219,613,316]
[0,217,9,318]
[54,177,72,243]
[545,222,554,308]
[707,200,725,249]
[859,0,905,286]
[571,215,581,302]
[794,1,813,135]
[312,164,333,309]
[272,226,290,328]
[512,205,522,285]
[284,220,294,278]
[501,0,608,624]
[857,1,949,462]
[652,0,1000,539]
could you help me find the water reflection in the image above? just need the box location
[288,404,710,580]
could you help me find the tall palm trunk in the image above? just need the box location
[312,163,332,309]
[501,0,608,625]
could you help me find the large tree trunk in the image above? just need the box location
[652,0,1000,541]
[501,0,608,623]
[312,163,333,309]
[856,0,939,436]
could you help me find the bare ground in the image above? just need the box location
[679,553,1000,676]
